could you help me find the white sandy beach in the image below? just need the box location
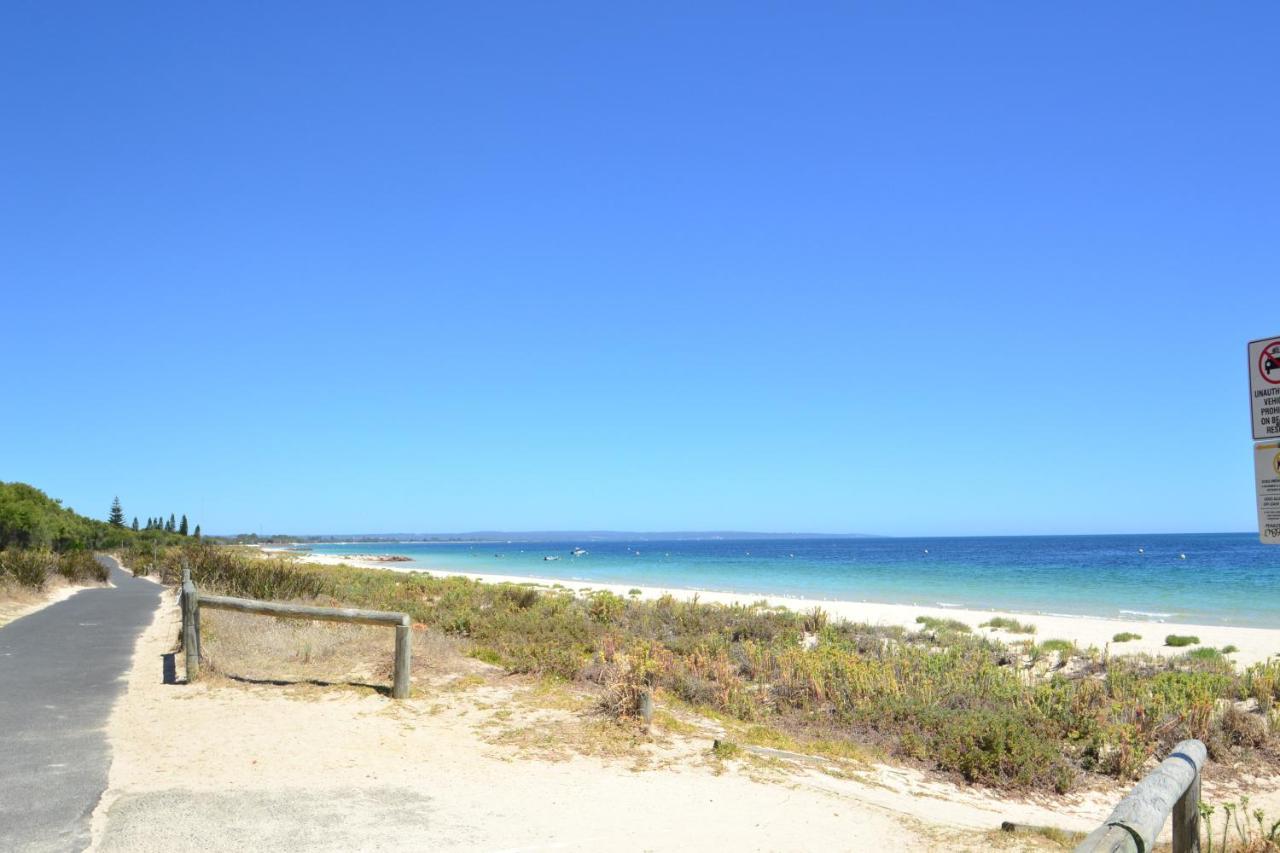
[290,551,1280,667]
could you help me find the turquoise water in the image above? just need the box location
[292,533,1280,628]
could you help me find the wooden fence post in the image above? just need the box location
[1172,760,1201,853]
[182,560,201,660]
[182,576,199,682]
[392,619,411,699]
[639,688,654,730]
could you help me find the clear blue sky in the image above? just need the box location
[2,4,1276,536]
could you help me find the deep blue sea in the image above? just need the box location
[291,533,1280,628]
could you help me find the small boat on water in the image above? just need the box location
[571,548,588,557]
[544,555,560,561]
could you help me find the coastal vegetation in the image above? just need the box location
[0,482,193,599]
[914,615,972,634]
[1113,632,1142,643]
[1167,634,1202,647]
[125,543,1280,795]
[0,549,107,589]
[980,616,1037,634]
[1199,797,1280,853]
[0,482,194,552]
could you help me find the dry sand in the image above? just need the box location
[294,552,1280,667]
[90,574,1280,852]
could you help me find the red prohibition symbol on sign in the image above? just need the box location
[1260,340,1280,385]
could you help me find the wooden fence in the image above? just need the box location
[179,564,412,699]
[1075,739,1206,853]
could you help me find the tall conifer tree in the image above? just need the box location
[108,497,125,527]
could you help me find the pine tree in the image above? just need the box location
[179,515,189,536]
[132,517,139,531]
[194,524,201,539]
[108,497,125,528]
[166,514,175,533]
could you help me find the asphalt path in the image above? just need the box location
[0,556,160,853]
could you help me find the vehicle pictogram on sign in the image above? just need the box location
[1260,341,1280,385]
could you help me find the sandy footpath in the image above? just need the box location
[294,552,1280,667]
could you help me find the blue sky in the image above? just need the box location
[2,4,1277,536]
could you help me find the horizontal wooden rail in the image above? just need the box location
[199,594,410,628]
[1075,739,1206,853]
[179,562,411,699]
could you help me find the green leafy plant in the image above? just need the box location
[981,616,1037,634]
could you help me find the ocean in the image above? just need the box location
[290,533,1280,628]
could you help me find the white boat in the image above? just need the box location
[571,548,588,557]
[544,555,560,561]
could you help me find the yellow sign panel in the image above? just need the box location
[1255,442,1280,545]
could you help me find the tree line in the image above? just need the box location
[0,482,193,551]
[109,496,200,538]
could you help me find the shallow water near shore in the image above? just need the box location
[292,533,1280,628]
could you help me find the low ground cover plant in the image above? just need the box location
[915,615,972,634]
[128,544,1280,795]
[1167,634,1201,647]
[1113,632,1142,643]
[981,616,1037,634]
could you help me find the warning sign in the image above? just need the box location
[1255,442,1280,544]
[1248,337,1280,439]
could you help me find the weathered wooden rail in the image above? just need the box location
[179,564,411,699]
[1075,739,1206,853]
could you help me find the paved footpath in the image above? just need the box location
[0,557,160,853]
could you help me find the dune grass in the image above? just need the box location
[915,615,972,634]
[1166,634,1201,648]
[981,616,1037,634]
[1112,632,1142,643]
[126,543,1280,795]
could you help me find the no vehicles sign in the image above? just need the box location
[1248,336,1280,439]
[1255,442,1280,544]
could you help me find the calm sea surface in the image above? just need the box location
[292,533,1280,628]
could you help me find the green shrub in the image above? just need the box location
[1112,632,1142,643]
[712,739,741,759]
[55,550,108,584]
[1221,644,1239,655]
[1165,634,1200,647]
[916,615,972,634]
[0,549,54,588]
[1040,639,1075,653]
[981,616,1037,634]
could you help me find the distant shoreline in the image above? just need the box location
[275,548,1280,668]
